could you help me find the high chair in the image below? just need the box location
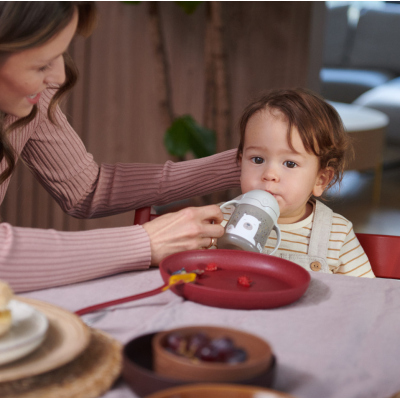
[134,207,400,279]
[355,233,400,279]
[133,206,158,225]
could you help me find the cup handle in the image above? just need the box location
[219,200,238,209]
[269,225,281,256]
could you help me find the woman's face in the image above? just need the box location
[0,10,78,117]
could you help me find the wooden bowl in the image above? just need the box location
[152,326,273,383]
[147,383,291,398]
[122,333,277,397]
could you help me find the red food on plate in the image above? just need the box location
[205,263,218,271]
[237,276,252,287]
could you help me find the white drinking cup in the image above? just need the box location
[217,190,281,254]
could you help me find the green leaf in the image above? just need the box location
[164,115,216,159]
[164,117,191,158]
[175,1,203,14]
[185,116,216,158]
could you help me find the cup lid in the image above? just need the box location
[241,190,280,220]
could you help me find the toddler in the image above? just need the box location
[216,88,374,277]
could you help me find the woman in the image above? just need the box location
[0,2,240,293]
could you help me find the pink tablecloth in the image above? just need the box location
[23,268,400,397]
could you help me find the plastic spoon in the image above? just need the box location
[75,273,197,317]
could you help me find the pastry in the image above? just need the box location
[0,280,13,337]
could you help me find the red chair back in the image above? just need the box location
[134,207,158,225]
[356,233,400,279]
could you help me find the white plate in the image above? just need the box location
[0,300,48,366]
[0,297,90,383]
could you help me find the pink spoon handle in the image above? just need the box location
[75,283,168,316]
[75,272,198,316]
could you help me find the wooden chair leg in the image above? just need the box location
[372,162,382,206]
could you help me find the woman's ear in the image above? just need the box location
[313,168,334,197]
[238,153,243,183]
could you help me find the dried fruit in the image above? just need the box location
[186,332,209,356]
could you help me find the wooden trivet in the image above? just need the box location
[0,328,122,398]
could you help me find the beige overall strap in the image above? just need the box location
[308,200,333,259]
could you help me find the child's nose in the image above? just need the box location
[262,165,279,182]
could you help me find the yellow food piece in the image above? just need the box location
[0,280,13,337]
[0,309,11,337]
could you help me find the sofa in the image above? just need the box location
[320,4,400,147]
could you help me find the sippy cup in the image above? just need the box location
[217,190,281,254]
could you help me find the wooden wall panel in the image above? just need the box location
[0,1,321,231]
[226,2,312,150]
[163,2,207,121]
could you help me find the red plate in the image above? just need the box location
[159,249,310,310]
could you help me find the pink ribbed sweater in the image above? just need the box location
[0,90,241,293]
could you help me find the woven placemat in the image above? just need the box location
[0,328,122,398]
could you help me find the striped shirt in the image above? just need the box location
[218,201,375,278]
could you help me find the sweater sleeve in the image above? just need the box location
[0,223,150,293]
[21,90,241,218]
[0,223,151,293]
[2,90,241,293]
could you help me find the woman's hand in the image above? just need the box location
[142,205,224,265]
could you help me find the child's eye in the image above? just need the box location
[283,160,297,168]
[251,157,264,164]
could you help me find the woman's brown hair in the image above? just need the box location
[237,88,352,190]
[0,1,97,184]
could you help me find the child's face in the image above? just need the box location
[240,108,331,224]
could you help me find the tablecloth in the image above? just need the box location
[23,268,400,397]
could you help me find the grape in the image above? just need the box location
[225,348,247,364]
[163,331,248,364]
[209,337,235,361]
[165,332,186,355]
[196,343,220,362]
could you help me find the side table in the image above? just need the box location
[329,101,389,204]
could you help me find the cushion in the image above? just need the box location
[354,77,400,145]
[323,5,350,67]
[320,68,395,103]
[350,6,400,74]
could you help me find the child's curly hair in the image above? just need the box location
[237,88,352,190]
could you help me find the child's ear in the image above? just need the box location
[313,168,334,197]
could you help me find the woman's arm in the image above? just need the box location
[21,90,241,219]
[0,222,151,293]
[2,90,240,293]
